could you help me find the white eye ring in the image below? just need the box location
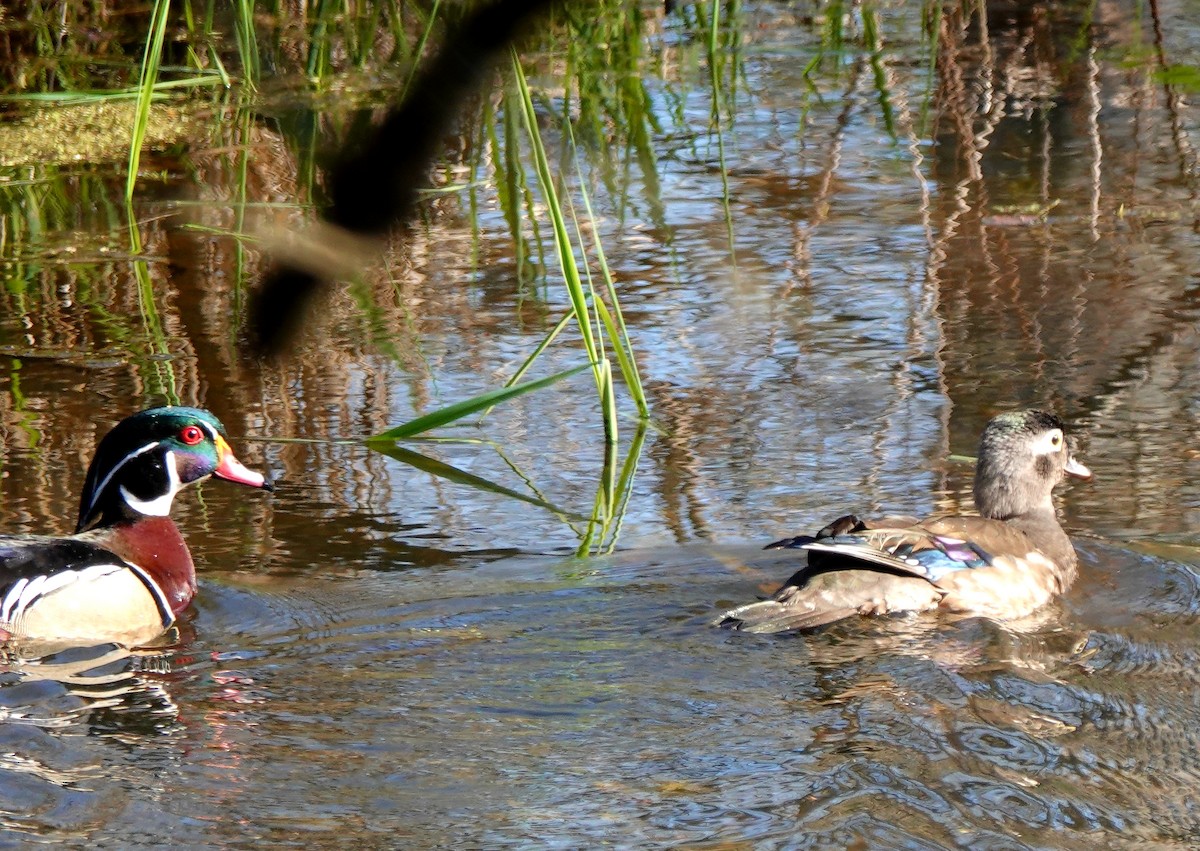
[1033,428,1065,455]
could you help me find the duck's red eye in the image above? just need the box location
[180,425,205,446]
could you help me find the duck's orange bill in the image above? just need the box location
[214,436,275,491]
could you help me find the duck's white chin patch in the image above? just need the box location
[120,449,182,517]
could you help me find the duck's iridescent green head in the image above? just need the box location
[76,407,273,533]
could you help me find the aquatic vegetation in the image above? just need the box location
[0,0,688,550]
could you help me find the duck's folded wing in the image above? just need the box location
[914,516,1065,616]
[919,516,1040,559]
[763,513,922,550]
[796,518,1059,620]
[799,524,997,583]
[719,517,1034,633]
[0,537,133,584]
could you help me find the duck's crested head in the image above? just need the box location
[76,406,273,533]
[972,409,1090,521]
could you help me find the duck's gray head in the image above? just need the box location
[972,410,1091,520]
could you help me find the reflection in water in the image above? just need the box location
[0,642,182,837]
[2,0,1200,846]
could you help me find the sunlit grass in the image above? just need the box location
[127,0,174,204]
[511,52,620,443]
[368,365,589,441]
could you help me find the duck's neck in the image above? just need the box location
[1006,508,1078,588]
[91,517,197,616]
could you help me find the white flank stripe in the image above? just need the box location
[1,578,28,624]
[34,569,86,599]
[14,575,51,619]
[0,565,128,628]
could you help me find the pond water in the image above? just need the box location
[3,0,1200,847]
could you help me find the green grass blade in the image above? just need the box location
[488,86,536,282]
[511,54,592,348]
[234,0,261,87]
[370,444,582,519]
[600,419,647,551]
[918,0,941,134]
[592,298,643,412]
[402,0,442,99]
[511,50,618,444]
[565,129,648,416]
[509,84,547,282]
[127,212,179,403]
[2,77,224,106]
[578,420,648,554]
[575,418,648,555]
[707,0,736,267]
[366,364,589,441]
[576,440,615,555]
[126,0,173,203]
[477,311,575,424]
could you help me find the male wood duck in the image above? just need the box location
[0,407,273,648]
[718,409,1092,633]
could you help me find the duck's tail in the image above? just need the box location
[716,568,944,634]
[716,598,858,633]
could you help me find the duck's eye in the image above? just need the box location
[180,425,205,446]
[1050,430,1063,448]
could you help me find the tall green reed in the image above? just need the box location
[508,51,651,552]
[127,0,174,203]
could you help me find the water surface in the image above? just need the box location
[3,1,1200,847]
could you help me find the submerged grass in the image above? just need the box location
[704,0,738,264]
[370,443,581,519]
[128,218,180,405]
[356,41,653,547]
[506,48,652,551]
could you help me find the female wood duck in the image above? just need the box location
[0,407,273,649]
[719,410,1092,633]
